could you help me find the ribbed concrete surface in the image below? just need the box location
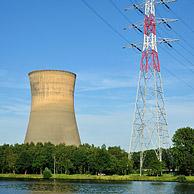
[24,70,81,146]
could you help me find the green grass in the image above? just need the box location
[0,173,42,179]
[0,173,194,183]
[53,174,177,182]
[186,176,194,182]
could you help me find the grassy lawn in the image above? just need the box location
[53,174,177,182]
[0,173,42,179]
[0,173,193,183]
[186,176,194,182]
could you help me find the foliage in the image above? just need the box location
[43,167,52,179]
[147,160,163,176]
[172,127,194,175]
[176,175,187,183]
[162,148,175,172]
[2,173,194,183]
[0,143,132,175]
[132,150,163,176]
[0,127,193,176]
[131,127,194,175]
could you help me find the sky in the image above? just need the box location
[0,0,194,150]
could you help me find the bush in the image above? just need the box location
[147,169,162,176]
[176,175,187,183]
[43,167,52,179]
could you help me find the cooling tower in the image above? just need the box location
[24,70,81,146]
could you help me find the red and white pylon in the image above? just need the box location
[129,0,170,176]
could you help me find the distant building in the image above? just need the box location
[24,70,81,146]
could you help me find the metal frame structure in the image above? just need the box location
[129,0,170,176]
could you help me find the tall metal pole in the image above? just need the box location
[129,0,170,176]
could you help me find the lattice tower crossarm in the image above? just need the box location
[129,0,170,176]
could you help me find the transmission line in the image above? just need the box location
[163,66,194,91]
[156,28,194,68]
[156,10,194,54]
[176,41,194,59]
[109,0,132,23]
[109,0,143,34]
[171,28,194,51]
[156,30,194,73]
[81,0,194,92]
[172,47,194,67]
[159,44,194,74]
[167,6,194,34]
[81,0,130,44]
[110,0,194,74]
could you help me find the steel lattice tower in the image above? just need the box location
[129,0,170,176]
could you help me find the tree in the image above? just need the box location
[0,143,133,175]
[87,145,98,175]
[5,145,17,173]
[172,127,194,175]
[162,148,175,172]
[108,146,132,175]
[131,152,140,172]
[72,145,89,174]
[147,160,163,176]
[0,144,11,173]
[43,167,52,179]
[16,150,32,174]
[31,143,45,174]
[55,144,76,174]
[95,145,112,174]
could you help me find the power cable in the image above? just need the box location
[157,28,194,68]
[81,0,130,44]
[126,1,194,73]
[168,7,194,34]
[157,30,194,73]
[157,21,194,58]
[159,44,194,74]
[171,28,194,51]
[162,66,194,91]
[156,10,194,53]
[82,0,194,92]
[109,0,143,33]
[109,0,133,23]
[176,42,194,59]
[131,0,194,51]
[172,47,194,67]
[111,0,194,73]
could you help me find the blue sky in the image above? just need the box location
[0,0,194,150]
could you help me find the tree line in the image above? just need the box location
[132,127,194,176]
[0,127,193,176]
[0,143,132,175]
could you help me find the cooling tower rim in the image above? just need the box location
[28,70,76,77]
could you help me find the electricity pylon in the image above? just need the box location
[128,0,174,176]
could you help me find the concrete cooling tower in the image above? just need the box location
[24,70,81,146]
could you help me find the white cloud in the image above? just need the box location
[166,95,194,137]
[76,72,138,93]
[76,93,194,150]
[0,103,30,116]
[0,69,193,149]
[0,116,27,145]
[77,111,132,150]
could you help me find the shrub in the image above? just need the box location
[43,167,52,179]
[176,175,187,183]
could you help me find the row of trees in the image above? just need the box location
[0,127,193,175]
[0,143,132,175]
[132,127,194,176]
